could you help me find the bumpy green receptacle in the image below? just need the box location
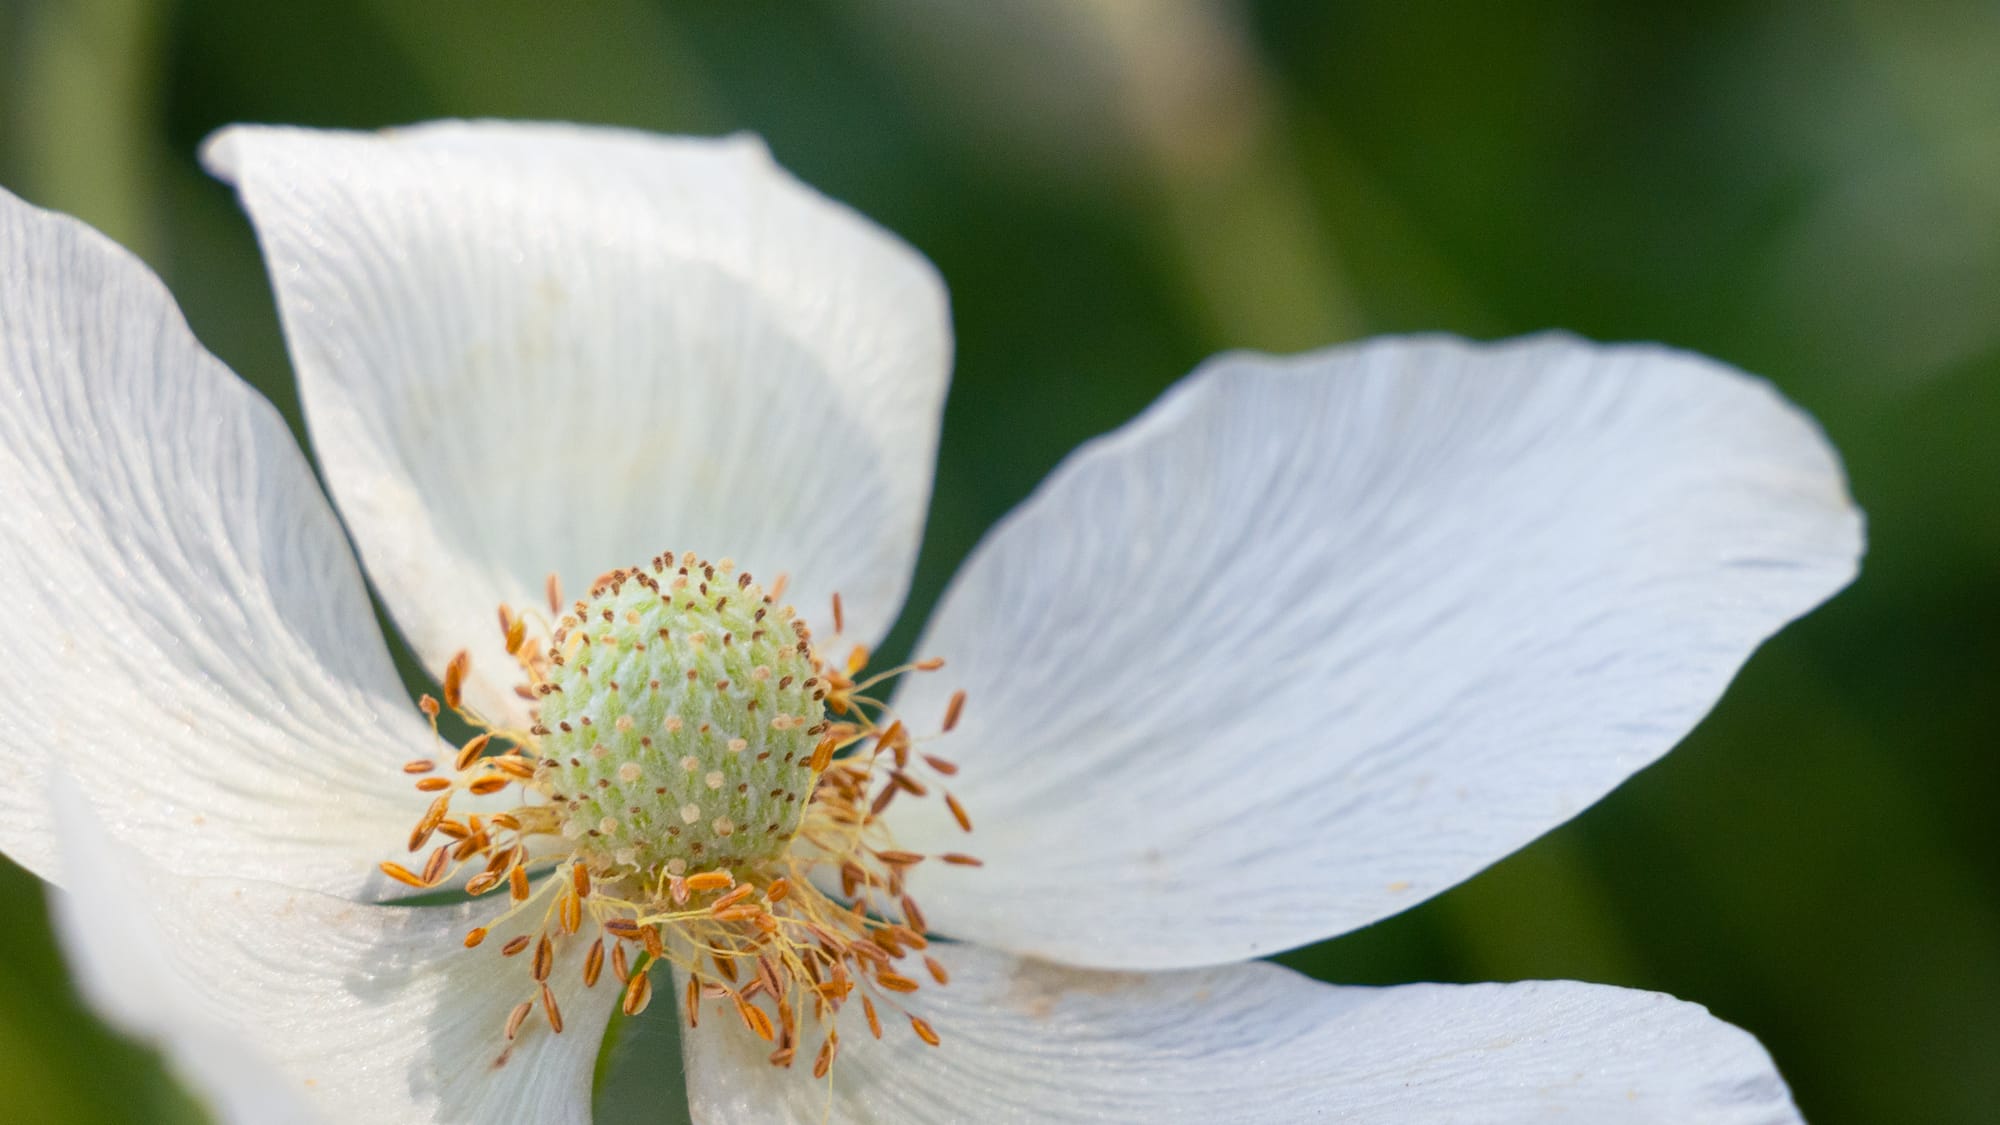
[536,564,825,875]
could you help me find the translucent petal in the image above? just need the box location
[206,121,950,727]
[51,774,615,1124]
[0,186,439,897]
[685,944,1802,1124]
[891,334,1861,967]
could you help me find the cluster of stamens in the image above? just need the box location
[380,551,974,1076]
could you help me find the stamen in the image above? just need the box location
[736,996,774,1041]
[623,970,654,1016]
[539,983,565,1034]
[862,995,882,1040]
[442,650,471,710]
[813,1034,838,1079]
[945,793,973,832]
[420,845,449,885]
[505,1002,533,1041]
[378,861,427,889]
[455,732,494,771]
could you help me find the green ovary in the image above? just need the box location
[534,560,826,875]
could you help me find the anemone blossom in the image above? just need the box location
[0,122,1859,1124]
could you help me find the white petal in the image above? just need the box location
[889,334,1861,968]
[50,773,614,1124]
[49,774,323,1124]
[684,943,1802,1124]
[0,186,445,896]
[204,121,951,725]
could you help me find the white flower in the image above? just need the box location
[0,121,1859,1124]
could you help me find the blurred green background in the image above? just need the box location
[3,1,1997,1122]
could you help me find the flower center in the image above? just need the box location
[378,550,977,1078]
[534,566,824,874]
